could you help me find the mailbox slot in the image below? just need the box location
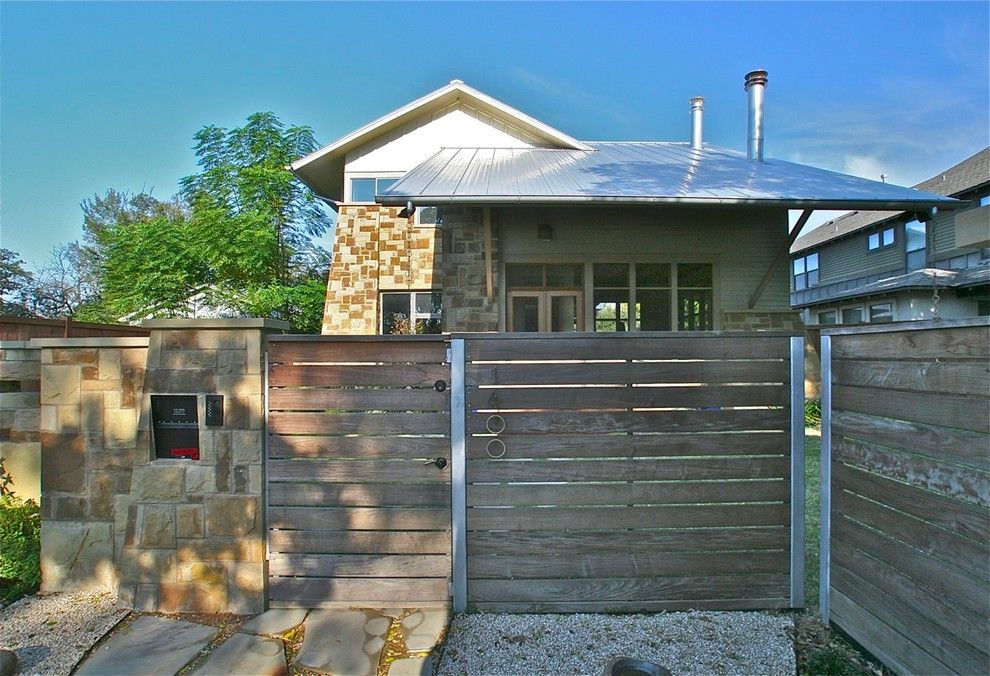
[151,395,200,460]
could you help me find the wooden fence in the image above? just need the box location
[0,316,149,340]
[821,319,990,675]
[266,336,452,608]
[457,333,803,613]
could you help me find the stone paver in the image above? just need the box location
[402,609,449,652]
[193,632,287,676]
[389,655,434,676]
[240,608,309,636]
[294,609,387,676]
[75,615,217,676]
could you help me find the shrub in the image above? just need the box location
[805,397,822,428]
[0,458,42,605]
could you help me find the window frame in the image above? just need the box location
[348,175,402,204]
[792,252,820,290]
[868,226,895,251]
[841,305,864,324]
[817,310,838,325]
[379,290,442,335]
[869,302,894,323]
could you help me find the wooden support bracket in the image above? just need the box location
[748,209,814,310]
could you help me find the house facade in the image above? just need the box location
[291,76,958,336]
[790,147,990,325]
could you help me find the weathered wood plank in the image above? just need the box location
[466,360,790,387]
[833,384,988,433]
[829,590,951,676]
[270,412,448,436]
[831,543,989,666]
[467,456,790,483]
[466,409,789,435]
[269,577,449,604]
[830,326,990,360]
[268,481,450,507]
[268,435,449,460]
[467,479,789,507]
[269,529,450,554]
[268,388,448,412]
[833,435,989,507]
[832,409,990,471]
[467,384,787,409]
[832,515,989,620]
[470,598,790,613]
[467,528,788,555]
[269,363,448,388]
[268,554,450,578]
[834,463,989,541]
[466,336,791,361]
[467,503,788,531]
[269,459,449,484]
[269,506,449,531]
[832,358,990,397]
[466,431,788,459]
[269,340,446,365]
[832,489,988,581]
[467,550,788,579]
[468,574,789,603]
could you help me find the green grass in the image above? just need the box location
[805,430,822,610]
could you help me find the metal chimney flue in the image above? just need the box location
[744,69,768,161]
[689,97,704,150]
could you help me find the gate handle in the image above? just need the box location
[425,457,448,470]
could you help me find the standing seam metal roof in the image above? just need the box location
[377,142,959,210]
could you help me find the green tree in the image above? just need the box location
[0,248,34,316]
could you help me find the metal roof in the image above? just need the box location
[377,142,960,211]
[791,146,989,254]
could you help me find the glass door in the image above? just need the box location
[508,291,582,332]
[508,293,542,332]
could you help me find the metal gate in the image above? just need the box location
[265,336,451,608]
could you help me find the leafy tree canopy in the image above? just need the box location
[0,248,34,316]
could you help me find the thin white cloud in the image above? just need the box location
[511,66,638,131]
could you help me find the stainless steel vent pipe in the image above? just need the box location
[690,97,704,150]
[744,69,768,161]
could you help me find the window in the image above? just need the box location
[868,227,895,250]
[350,177,399,203]
[979,194,990,207]
[905,220,927,271]
[841,306,863,324]
[818,310,838,325]
[380,291,441,335]
[869,303,893,323]
[506,264,583,332]
[417,206,441,226]
[793,253,819,290]
[588,263,711,332]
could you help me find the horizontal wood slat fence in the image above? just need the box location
[821,319,990,675]
[266,336,451,608]
[461,332,798,613]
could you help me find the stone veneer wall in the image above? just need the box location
[0,341,42,501]
[440,207,500,332]
[721,310,821,398]
[322,205,442,334]
[36,319,285,615]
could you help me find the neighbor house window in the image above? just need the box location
[868,227,895,250]
[841,306,864,324]
[380,291,441,335]
[905,220,927,271]
[818,310,837,325]
[869,303,893,323]
[979,194,990,207]
[589,263,711,332]
[793,253,819,290]
[350,177,399,203]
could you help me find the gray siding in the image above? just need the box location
[818,229,904,285]
[496,206,791,313]
[930,210,956,256]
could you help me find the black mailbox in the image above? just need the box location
[151,395,200,460]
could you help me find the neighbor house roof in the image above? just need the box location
[791,147,989,254]
[376,142,959,211]
[290,80,591,200]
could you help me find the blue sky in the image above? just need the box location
[2,1,988,269]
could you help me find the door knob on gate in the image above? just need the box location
[426,457,448,470]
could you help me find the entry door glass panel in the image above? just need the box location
[550,294,580,332]
[510,295,541,332]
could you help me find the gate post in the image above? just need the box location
[819,334,832,621]
[449,338,467,612]
[789,335,806,608]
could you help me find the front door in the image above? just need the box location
[508,291,583,332]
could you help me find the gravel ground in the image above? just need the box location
[0,591,129,675]
[436,611,795,676]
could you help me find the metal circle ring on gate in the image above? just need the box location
[485,414,506,434]
[486,438,506,459]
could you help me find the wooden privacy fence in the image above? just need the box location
[452,332,805,613]
[820,319,990,675]
[266,336,452,608]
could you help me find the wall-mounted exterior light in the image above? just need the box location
[538,224,553,241]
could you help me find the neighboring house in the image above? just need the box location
[291,74,958,335]
[790,147,990,325]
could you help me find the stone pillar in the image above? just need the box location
[35,337,149,592]
[116,319,286,614]
[0,341,41,502]
[441,207,500,332]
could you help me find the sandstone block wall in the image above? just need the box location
[440,208,501,332]
[322,205,442,334]
[0,342,41,501]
